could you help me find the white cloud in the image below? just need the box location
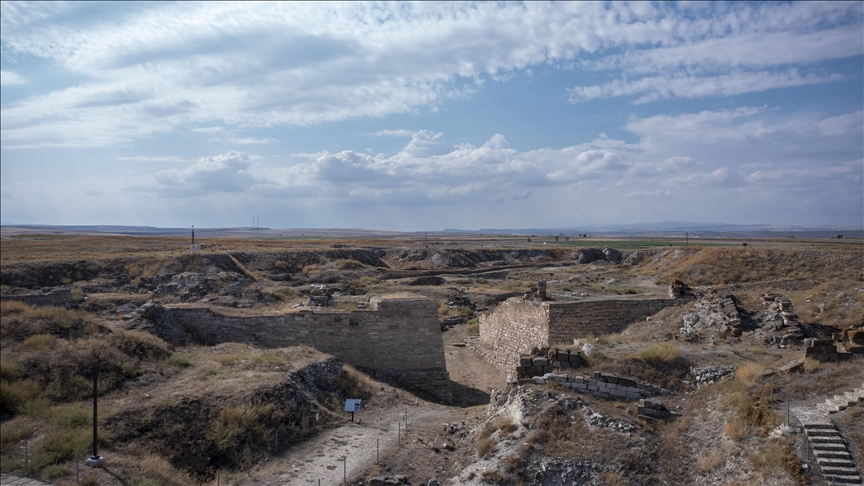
[1,2,860,146]
[570,70,845,104]
[0,70,25,86]
[145,151,257,195]
[369,129,415,137]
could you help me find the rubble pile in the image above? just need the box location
[685,365,736,389]
[755,293,805,346]
[306,284,333,307]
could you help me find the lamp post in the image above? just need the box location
[85,365,104,467]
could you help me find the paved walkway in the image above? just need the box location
[0,474,51,486]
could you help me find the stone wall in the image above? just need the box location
[479,297,677,372]
[545,298,676,344]
[479,298,549,371]
[0,287,74,308]
[159,296,451,403]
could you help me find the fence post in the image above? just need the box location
[377,438,379,464]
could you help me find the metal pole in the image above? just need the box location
[398,422,401,444]
[377,438,379,464]
[343,456,346,486]
[77,452,80,483]
[217,470,220,486]
[275,429,278,454]
[826,369,829,395]
[247,447,251,476]
[786,392,790,426]
[92,367,98,459]
[23,440,28,469]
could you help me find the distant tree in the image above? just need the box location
[527,237,532,242]
[554,235,559,241]
[837,234,844,239]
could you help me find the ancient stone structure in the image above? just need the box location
[0,287,74,308]
[142,295,451,403]
[530,371,663,401]
[479,296,676,372]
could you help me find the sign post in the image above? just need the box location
[344,399,361,423]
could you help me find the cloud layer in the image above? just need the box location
[2,2,861,146]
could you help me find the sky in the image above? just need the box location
[1,1,862,231]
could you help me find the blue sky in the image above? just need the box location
[1,1,862,230]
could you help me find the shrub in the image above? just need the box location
[735,362,766,387]
[166,353,191,367]
[724,417,751,441]
[136,454,193,486]
[748,442,785,478]
[466,317,479,335]
[0,300,30,317]
[637,343,681,364]
[802,357,820,372]
[476,437,496,458]
[23,334,56,351]
[0,379,41,416]
[45,403,91,428]
[697,449,725,472]
[0,360,20,381]
[41,464,70,480]
[207,402,274,465]
[273,288,295,302]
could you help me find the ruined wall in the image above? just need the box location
[479,297,677,372]
[546,299,675,344]
[0,288,74,308]
[161,296,451,403]
[479,298,549,371]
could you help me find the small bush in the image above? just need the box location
[45,403,91,428]
[136,454,193,486]
[166,353,191,367]
[42,464,70,480]
[476,437,496,458]
[217,356,236,366]
[735,362,766,386]
[0,379,41,415]
[466,317,479,335]
[0,360,20,381]
[697,449,725,472]
[0,300,30,316]
[802,357,820,372]
[724,417,751,441]
[24,333,56,351]
[273,288,295,302]
[637,343,681,364]
[18,397,50,417]
[748,442,785,478]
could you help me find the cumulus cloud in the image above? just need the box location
[148,151,257,195]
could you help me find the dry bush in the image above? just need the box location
[476,437,496,458]
[23,333,56,351]
[801,357,820,372]
[636,342,681,364]
[136,454,194,486]
[207,402,274,464]
[724,417,751,441]
[525,429,549,445]
[336,364,377,402]
[697,449,725,472]
[0,300,30,316]
[335,259,365,270]
[748,442,786,479]
[603,471,627,486]
[735,362,766,387]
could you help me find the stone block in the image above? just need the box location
[520,356,533,367]
[533,357,549,367]
[557,350,570,362]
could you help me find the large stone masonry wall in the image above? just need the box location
[546,298,675,344]
[479,297,677,372]
[161,296,451,403]
[479,298,549,372]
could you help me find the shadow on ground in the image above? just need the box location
[451,380,491,407]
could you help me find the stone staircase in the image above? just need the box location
[818,385,864,414]
[794,384,864,485]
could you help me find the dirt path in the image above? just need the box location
[233,323,504,486]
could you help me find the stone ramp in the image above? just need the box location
[794,389,863,485]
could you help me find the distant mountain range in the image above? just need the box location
[1,222,861,239]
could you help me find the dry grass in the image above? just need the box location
[636,342,681,364]
[697,449,726,472]
[724,417,751,441]
[735,362,766,387]
[136,454,194,486]
[801,357,820,372]
[476,437,496,458]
